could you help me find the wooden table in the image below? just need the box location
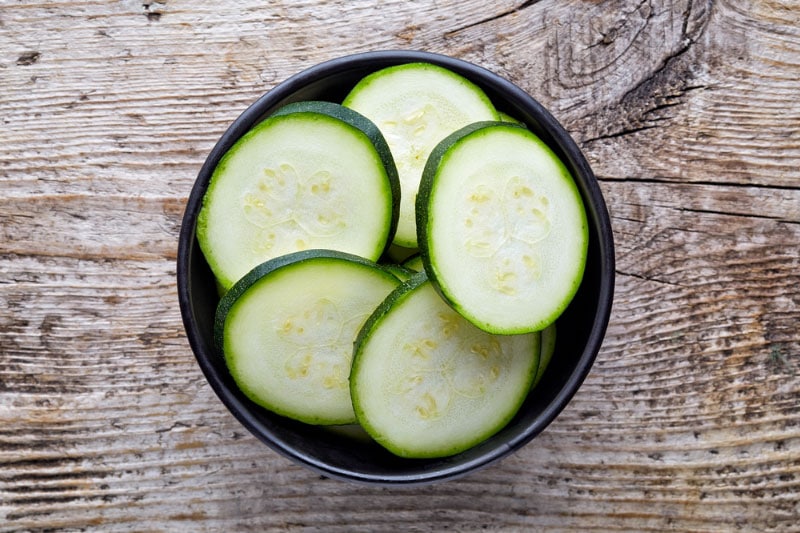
[2,1,798,530]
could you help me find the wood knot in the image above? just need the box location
[142,2,164,21]
[16,51,40,66]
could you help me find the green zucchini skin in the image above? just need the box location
[416,121,588,334]
[214,249,402,425]
[351,273,540,458]
[381,263,415,281]
[197,104,400,290]
[342,62,498,116]
[350,271,429,362]
[533,322,557,388]
[401,253,424,273]
[343,63,500,248]
[415,121,505,261]
[272,101,401,244]
[215,248,404,355]
[218,250,361,350]
[414,121,514,326]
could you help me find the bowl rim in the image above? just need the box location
[177,49,615,485]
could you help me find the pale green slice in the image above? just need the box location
[351,275,540,458]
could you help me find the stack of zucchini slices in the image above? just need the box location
[198,63,587,459]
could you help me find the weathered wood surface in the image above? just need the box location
[1,0,799,530]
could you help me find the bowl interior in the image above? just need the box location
[177,50,614,485]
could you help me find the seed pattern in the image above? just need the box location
[392,308,509,420]
[462,174,551,295]
[381,103,443,243]
[241,163,347,255]
[279,298,361,391]
[382,103,440,174]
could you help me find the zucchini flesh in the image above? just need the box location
[199,71,576,457]
[351,275,540,458]
[198,105,397,290]
[417,122,588,334]
[401,253,424,272]
[216,250,401,425]
[343,63,499,248]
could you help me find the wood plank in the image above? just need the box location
[1,0,798,530]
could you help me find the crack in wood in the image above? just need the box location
[444,0,542,37]
[620,0,714,104]
[582,77,709,144]
[676,206,800,224]
[583,124,659,143]
[570,1,717,144]
[597,176,800,193]
[155,421,192,434]
[615,268,684,288]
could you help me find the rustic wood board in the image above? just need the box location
[1,0,798,530]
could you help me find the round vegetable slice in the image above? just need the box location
[417,122,589,334]
[198,102,399,290]
[343,62,499,248]
[533,322,556,387]
[215,250,402,425]
[351,274,540,458]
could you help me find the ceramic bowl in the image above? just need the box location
[177,50,615,485]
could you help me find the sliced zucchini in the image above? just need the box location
[533,322,556,387]
[215,250,401,425]
[351,274,540,458]
[198,102,399,290]
[384,243,419,263]
[417,122,588,334]
[343,63,499,248]
[382,263,415,281]
[498,111,525,126]
[401,253,424,272]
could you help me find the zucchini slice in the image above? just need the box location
[498,111,525,126]
[401,253,424,272]
[343,63,499,248]
[417,122,588,334]
[533,322,556,387]
[384,243,419,264]
[381,263,415,281]
[351,274,540,458]
[215,250,402,425]
[198,102,399,290]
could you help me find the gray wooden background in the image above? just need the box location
[1,1,798,530]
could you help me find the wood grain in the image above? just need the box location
[1,0,799,531]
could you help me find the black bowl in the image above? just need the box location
[177,50,615,485]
